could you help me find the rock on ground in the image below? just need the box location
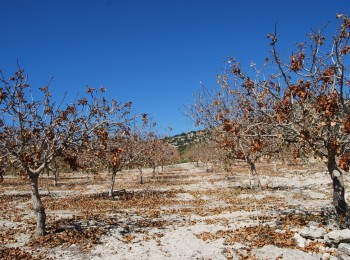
[338,243,350,256]
[251,245,322,260]
[299,226,327,239]
[325,229,350,245]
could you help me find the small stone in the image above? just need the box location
[294,233,306,247]
[321,253,337,260]
[251,245,322,260]
[322,252,330,260]
[338,243,350,256]
[299,226,326,239]
[325,229,350,244]
[307,221,321,227]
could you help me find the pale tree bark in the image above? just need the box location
[248,160,261,190]
[138,167,144,184]
[152,164,158,178]
[0,169,4,182]
[109,169,117,197]
[49,160,59,187]
[328,155,348,216]
[29,174,46,236]
[53,166,58,187]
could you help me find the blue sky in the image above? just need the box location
[1,0,348,135]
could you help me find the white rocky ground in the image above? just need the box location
[2,161,350,259]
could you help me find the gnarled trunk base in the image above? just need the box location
[109,169,117,197]
[328,163,348,217]
[139,168,144,184]
[248,161,261,190]
[327,155,348,217]
[30,174,46,236]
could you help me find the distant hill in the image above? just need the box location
[164,130,205,161]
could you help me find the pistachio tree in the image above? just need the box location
[0,67,131,236]
[263,14,350,216]
[189,76,281,188]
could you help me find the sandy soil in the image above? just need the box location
[0,161,346,259]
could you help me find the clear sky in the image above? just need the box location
[1,0,348,135]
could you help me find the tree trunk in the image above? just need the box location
[53,160,58,187]
[0,169,4,182]
[30,174,46,236]
[139,167,144,184]
[248,161,261,190]
[109,168,117,197]
[152,165,157,178]
[53,169,58,187]
[328,157,348,216]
